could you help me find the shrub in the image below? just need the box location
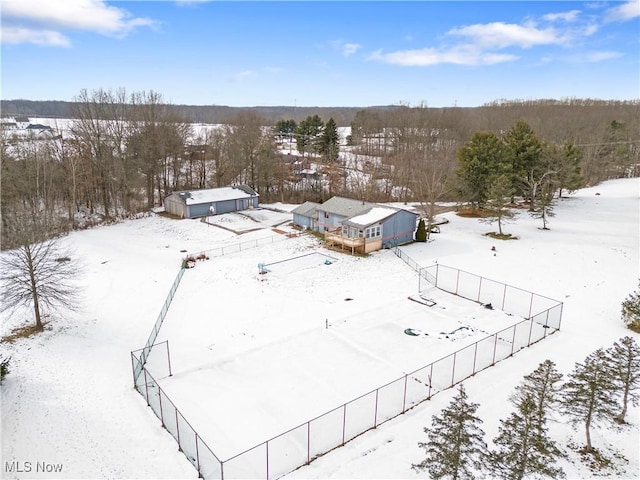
[622,283,640,333]
[415,218,427,242]
[0,356,10,382]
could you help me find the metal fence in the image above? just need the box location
[132,266,185,383]
[132,243,563,479]
[190,231,303,261]
[131,342,224,479]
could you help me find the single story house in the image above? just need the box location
[293,196,419,253]
[163,185,259,219]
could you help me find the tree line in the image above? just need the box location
[1,90,638,249]
[413,336,640,479]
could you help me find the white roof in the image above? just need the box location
[345,207,398,227]
[171,187,257,205]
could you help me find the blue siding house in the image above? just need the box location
[293,196,419,253]
[163,186,259,219]
[291,201,320,230]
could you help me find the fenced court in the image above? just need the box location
[132,241,562,479]
[259,251,338,275]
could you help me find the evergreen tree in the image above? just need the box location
[456,131,506,208]
[510,359,563,424]
[621,283,640,333]
[489,396,565,480]
[605,336,640,423]
[318,117,340,163]
[481,173,515,236]
[295,115,324,157]
[412,384,487,479]
[502,120,543,206]
[529,176,556,230]
[415,218,427,242]
[555,143,584,197]
[561,348,618,452]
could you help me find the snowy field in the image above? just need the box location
[1,178,638,480]
[153,237,531,462]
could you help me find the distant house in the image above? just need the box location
[163,186,259,219]
[293,196,419,253]
[14,116,30,129]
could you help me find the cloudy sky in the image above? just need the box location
[1,0,638,107]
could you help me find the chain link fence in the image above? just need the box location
[132,242,563,479]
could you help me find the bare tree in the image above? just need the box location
[0,215,80,331]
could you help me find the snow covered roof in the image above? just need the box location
[169,186,258,205]
[342,206,400,228]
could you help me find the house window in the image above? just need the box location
[342,225,348,236]
[324,212,329,219]
[365,225,382,239]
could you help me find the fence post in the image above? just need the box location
[492,333,498,365]
[428,364,433,399]
[502,284,507,311]
[131,352,137,386]
[451,352,457,387]
[528,292,534,319]
[266,441,270,480]
[510,326,517,356]
[455,269,460,295]
[195,433,201,478]
[158,388,165,427]
[528,317,534,346]
[374,389,379,427]
[477,277,482,303]
[472,342,478,375]
[175,409,182,452]
[342,404,347,445]
[166,341,173,377]
[143,368,150,406]
[307,421,311,464]
[435,264,439,288]
[402,374,408,413]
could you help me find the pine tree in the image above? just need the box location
[489,396,565,480]
[455,131,506,208]
[415,218,427,242]
[621,283,640,333]
[318,117,340,163]
[510,359,563,424]
[412,384,487,479]
[529,177,556,230]
[605,336,640,423]
[481,173,515,236]
[561,348,619,452]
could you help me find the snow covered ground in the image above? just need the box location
[1,178,638,479]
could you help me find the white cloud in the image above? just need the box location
[0,0,156,46]
[369,45,518,67]
[447,21,562,49]
[341,42,361,57]
[604,0,640,22]
[329,40,362,57]
[542,10,581,22]
[584,50,624,62]
[0,25,70,47]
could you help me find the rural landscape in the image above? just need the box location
[2,0,640,479]
[1,99,639,479]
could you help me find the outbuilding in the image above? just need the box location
[163,186,259,219]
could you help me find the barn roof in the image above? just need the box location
[169,186,258,205]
